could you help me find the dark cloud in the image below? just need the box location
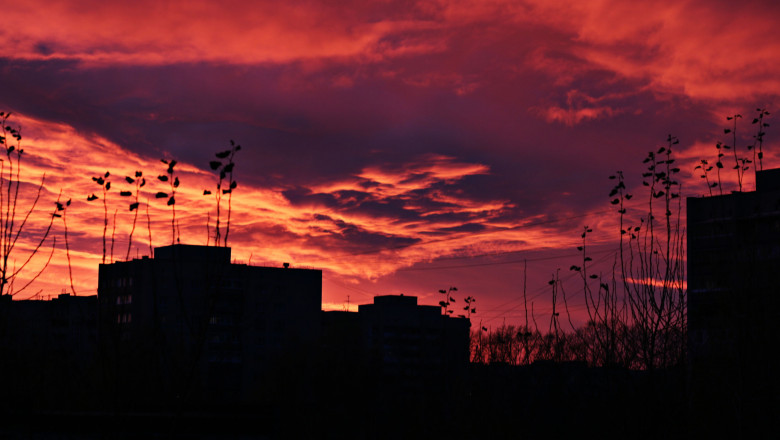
[281,187,339,209]
[0,55,702,226]
[300,217,421,255]
[435,223,487,234]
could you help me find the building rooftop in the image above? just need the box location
[755,167,780,191]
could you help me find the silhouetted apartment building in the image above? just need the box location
[322,294,470,395]
[687,169,780,435]
[98,244,321,406]
[359,295,470,381]
[0,293,98,409]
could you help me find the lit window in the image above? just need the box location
[116,313,132,324]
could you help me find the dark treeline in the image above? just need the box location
[470,320,684,369]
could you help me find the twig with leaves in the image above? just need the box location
[723,114,748,191]
[53,196,76,295]
[157,160,179,244]
[438,286,457,315]
[625,136,686,369]
[88,171,111,263]
[462,295,477,320]
[571,226,620,366]
[0,112,58,297]
[204,141,241,247]
[693,160,716,196]
[121,171,145,260]
[714,141,725,195]
[750,108,770,176]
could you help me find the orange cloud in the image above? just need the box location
[4,112,622,303]
[355,154,490,193]
[0,1,437,66]
[4,0,777,106]
[523,0,780,101]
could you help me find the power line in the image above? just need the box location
[322,275,374,299]
[396,246,617,272]
[476,250,616,325]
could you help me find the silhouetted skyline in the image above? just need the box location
[0,1,778,330]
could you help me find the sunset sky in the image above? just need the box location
[1,0,778,329]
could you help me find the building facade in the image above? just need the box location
[0,293,98,409]
[98,244,321,406]
[322,295,470,396]
[687,169,780,434]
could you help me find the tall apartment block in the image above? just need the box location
[687,169,780,435]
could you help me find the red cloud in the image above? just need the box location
[524,0,780,101]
